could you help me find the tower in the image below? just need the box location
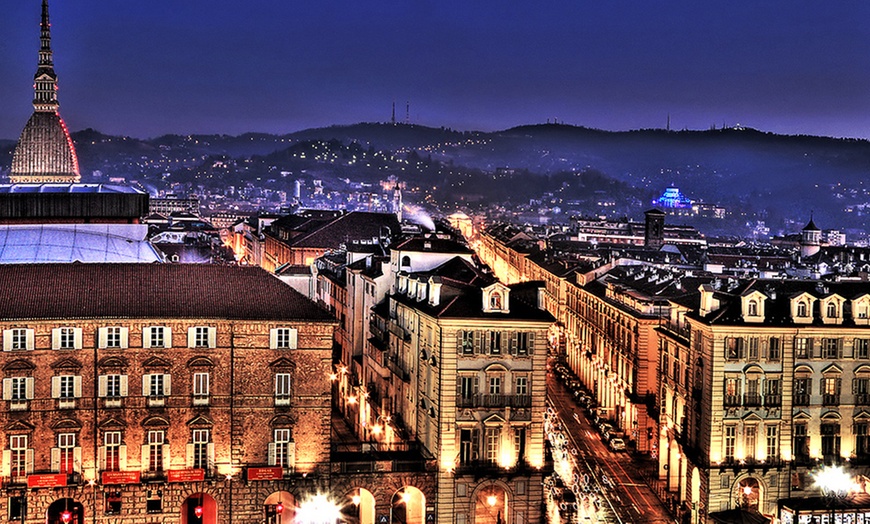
[800,214,821,258]
[644,208,666,249]
[10,0,81,184]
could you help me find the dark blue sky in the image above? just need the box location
[1,1,869,139]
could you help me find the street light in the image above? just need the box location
[813,465,858,524]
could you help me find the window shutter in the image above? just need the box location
[162,444,171,471]
[288,328,298,349]
[473,331,481,353]
[119,445,127,470]
[528,332,536,354]
[287,441,296,467]
[473,375,479,395]
[51,376,61,398]
[98,446,106,470]
[1,450,9,477]
[25,449,34,474]
[98,328,108,348]
[187,328,196,348]
[471,428,480,460]
[143,327,152,349]
[73,376,82,398]
[164,328,172,348]
[185,444,195,468]
[73,447,82,472]
[854,379,859,394]
[2,379,11,400]
[838,340,844,359]
[25,377,34,399]
[479,333,488,355]
[510,332,518,355]
[140,445,149,470]
[51,448,60,472]
[207,443,215,469]
[164,374,172,395]
[142,375,151,396]
[98,376,108,397]
[269,329,278,350]
[2,330,11,351]
[25,330,34,350]
[120,327,129,349]
[207,328,216,348]
[51,329,61,350]
[267,443,277,466]
[120,375,129,396]
[74,328,83,349]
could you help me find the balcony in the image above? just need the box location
[763,394,782,407]
[455,394,532,409]
[822,394,840,406]
[724,395,741,407]
[856,393,870,406]
[743,394,762,407]
[793,393,810,406]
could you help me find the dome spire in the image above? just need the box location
[34,0,59,113]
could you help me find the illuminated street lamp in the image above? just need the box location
[60,510,72,524]
[813,465,858,498]
[296,493,342,524]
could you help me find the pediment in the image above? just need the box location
[188,415,213,428]
[269,357,295,371]
[855,411,870,421]
[3,359,35,372]
[793,411,811,421]
[743,364,765,375]
[5,420,35,432]
[742,412,763,422]
[821,363,843,375]
[483,413,506,425]
[821,410,842,420]
[269,415,295,428]
[142,416,170,428]
[187,357,214,368]
[855,365,870,376]
[794,364,814,374]
[142,357,172,369]
[98,417,127,429]
[98,356,128,369]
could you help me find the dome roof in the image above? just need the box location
[10,111,80,183]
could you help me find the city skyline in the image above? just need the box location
[1,1,869,140]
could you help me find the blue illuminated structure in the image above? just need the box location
[653,187,693,209]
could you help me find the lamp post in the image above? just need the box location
[813,465,858,524]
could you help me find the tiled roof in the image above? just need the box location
[0,264,334,322]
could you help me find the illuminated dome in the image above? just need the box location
[10,112,80,183]
[9,0,80,184]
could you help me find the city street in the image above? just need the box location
[546,370,676,524]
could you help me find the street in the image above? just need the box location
[546,370,677,524]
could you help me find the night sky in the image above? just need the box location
[1,1,869,140]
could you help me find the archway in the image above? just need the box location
[391,486,425,524]
[47,498,84,524]
[264,491,296,524]
[736,477,761,512]
[342,488,375,524]
[181,492,218,524]
[668,439,680,490]
[690,468,701,524]
[473,483,509,524]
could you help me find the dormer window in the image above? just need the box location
[797,302,808,317]
[748,300,758,317]
[827,302,838,318]
[490,292,502,310]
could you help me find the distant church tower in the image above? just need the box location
[10,0,80,184]
[800,215,821,258]
[644,208,666,249]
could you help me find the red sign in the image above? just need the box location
[27,474,67,488]
[101,471,141,485]
[246,467,283,481]
[167,469,205,483]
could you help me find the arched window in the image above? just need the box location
[827,302,837,318]
[797,301,808,317]
[747,300,758,316]
[401,256,411,267]
[490,292,502,310]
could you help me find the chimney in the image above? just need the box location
[429,277,442,307]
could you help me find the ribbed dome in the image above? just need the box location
[10,112,80,183]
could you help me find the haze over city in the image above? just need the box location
[1,0,869,139]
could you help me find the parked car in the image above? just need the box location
[609,438,626,451]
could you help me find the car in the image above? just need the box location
[609,438,626,451]
[598,422,613,435]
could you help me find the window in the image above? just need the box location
[269,429,295,470]
[856,378,870,405]
[489,376,502,395]
[490,292,502,310]
[188,326,215,348]
[3,377,33,410]
[827,302,838,318]
[103,432,122,472]
[747,338,759,360]
[724,378,741,406]
[489,332,502,355]
[9,493,25,520]
[856,422,870,456]
[146,431,165,472]
[724,426,736,461]
[766,425,778,460]
[485,427,500,463]
[797,301,809,317]
[52,375,81,408]
[146,489,163,514]
[821,423,841,458]
[459,375,477,403]
[99,327,127,349]
[105,491,122,516]
[143,374,171,406]
[747,300,758,316]
[794,424,809,460]
[275,373,292,406]
[99,374,128,407]
[768,337,781,361]
[514,427,527,463]
[9,435,29,479]
[515,376,528,396]
[794,377,811,406]
[764,378,781,406]
[822,338,841,359]
[744,426,756,458]
[144,327,170,349]
[460,331,475,354]
[55,433,77,474]
[822,377,841,405]
[726,338,743,360]
[3,328,32,351]
[191,429,210,470]
[52,327,81,350]
[795,338,810,359]
[193,373,209,406]
[857,339,870,359]
[745,379,760,406]
[271,328,298,350]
